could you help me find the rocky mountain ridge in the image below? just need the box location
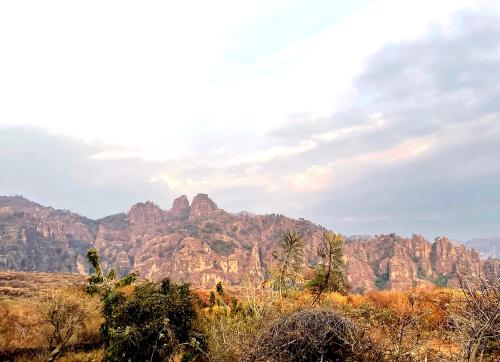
[0,194,498,291]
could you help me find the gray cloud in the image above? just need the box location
[278,9,500,240]
[0,127,174,217]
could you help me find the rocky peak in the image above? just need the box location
[190,193,218,218]
[128,201,164,225]
[169,195,190,220]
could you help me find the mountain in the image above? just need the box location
[462,238,500,259]
[0,194,498,291]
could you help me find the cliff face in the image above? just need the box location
[0,195,498,291]
[344,234,498,291]
[0,196,96,273]
[94,196,326,287]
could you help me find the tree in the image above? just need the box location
[309,231,346,304]
[272,230,305,300]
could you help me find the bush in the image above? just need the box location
[102,279,204,362]
[244,309,358,362]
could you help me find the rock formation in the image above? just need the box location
[0,194,498,291]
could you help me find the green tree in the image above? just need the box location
[272,230,305,300]
[309,232,347,304]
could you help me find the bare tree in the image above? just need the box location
[34,289,99,361]
[450,270,500,361]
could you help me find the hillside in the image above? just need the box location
[0,270,86,299]
[0,195,498,291]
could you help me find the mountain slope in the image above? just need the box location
[0,194,498,291]
[0,196,96,273]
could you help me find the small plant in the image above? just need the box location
[209,291,216,307]
[216,281,224,296]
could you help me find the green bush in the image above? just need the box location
[102,279,204,362]
[433,274,449,287]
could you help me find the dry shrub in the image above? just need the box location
[0,298,43,351]
[347,289,462,360]
[346,294,369,307]
[34,288,102,343]
[32,288,101,361]
[366,290,411,313]
[202,286,279,361]
[323,292,348,306]
[366,289,454,330]
[1,288,102,352]
[413,289,453,330]
[244,309,358,362]
[202,306,274,361]
[447,273,500,361]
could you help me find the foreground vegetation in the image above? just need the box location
[0,231,498,361]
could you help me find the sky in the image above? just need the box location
[1,0,500,241]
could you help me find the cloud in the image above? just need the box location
[1,2,499,241]
[0,127,175,217]
[157,5,500,240]
[292,8,500,239]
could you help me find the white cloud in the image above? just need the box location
[2,0,499,239]
[0,0,482,161]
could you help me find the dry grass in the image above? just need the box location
[200,287,479,361]
[0,287,102,362]
[1,271,497,361]
[0,270,87,299]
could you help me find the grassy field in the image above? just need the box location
[0,270,87,299]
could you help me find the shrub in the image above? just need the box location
[244,309,358,362]
[433,275,449,288]
[448,272,500,361]
[101,278,203,362]
[34,289,101,361]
